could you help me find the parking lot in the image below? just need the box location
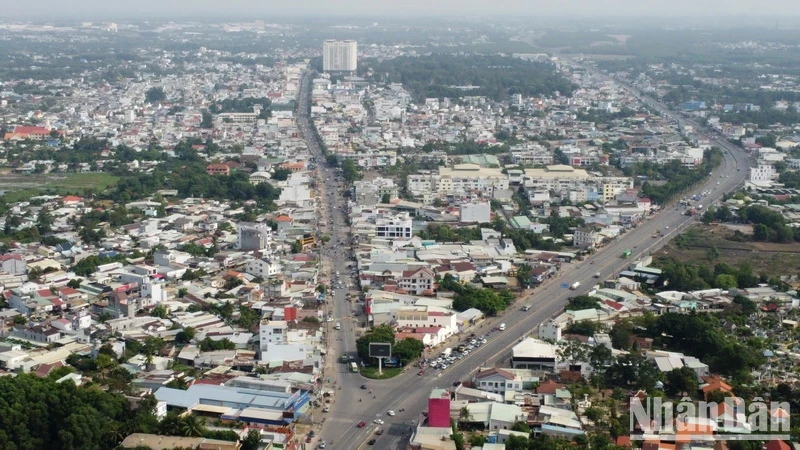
[414,330,497,375]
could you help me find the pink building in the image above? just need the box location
[428,388,451,428]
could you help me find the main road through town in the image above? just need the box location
[297,69,753,450]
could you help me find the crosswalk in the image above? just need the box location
[324,417,356,425]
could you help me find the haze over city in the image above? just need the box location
[5,0,800,19]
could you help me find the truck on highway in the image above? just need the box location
[621,249,632,258]
[570,282,581,290]
[593,272,601,278]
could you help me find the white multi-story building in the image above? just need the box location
[396,308,458,337]
[245,258,282,279]
[322,40,357,72]
[398,267,436,295]
[375,216,413,240]
[237,223,273,252]
[259,320,287,351]
[573,228,602,249]
[750,164,777,183]
[473,368,539,395]
[523,165,591,191]
[510,149,554,166]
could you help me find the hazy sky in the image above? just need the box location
[5,0,800,19]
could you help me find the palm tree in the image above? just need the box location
[459,406,472,422]
[105,421,125,445]
[179,414,206,437]
[158,411,182,435]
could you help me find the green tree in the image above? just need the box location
[589,344,614,372]
[67,278,82,289]
[732,295,757,316]
[469,434,487,447]
[565,320,602,336]
[242,429,262,450]
[381,193,391,204]
[565,295,601,311]
[584,406,604,422]
[505,435,531,450]
[511,421,530,433]
[150,305,169,319]
[516,263,533,288]
[198,337,236,352]
[0,374,157,449]
[706,245,720,262]
[235,306,261,329]
[355,325,395,362]
[179,414,206,437]
[557,339,589,367]
[458,406,472,422]
[271,167,292,181]
[175,327,196,345]
[200,110,213,129]
[392,337,425,365]
[145,87,166,103]
[665,366,699,396]
[95,353,117,379]
[36,208,54,234]
[341,159,362,183]
[715,274,738,289]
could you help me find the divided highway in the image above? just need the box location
[300,69,753,449]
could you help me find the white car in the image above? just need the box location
[374,419,384,425]
[387,410,395,416]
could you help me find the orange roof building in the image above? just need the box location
[3,125,53,141]
[702,379,733,398]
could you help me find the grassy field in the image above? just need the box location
[0,172,119,202]
[360,367,403,380]
[654,224,800,275]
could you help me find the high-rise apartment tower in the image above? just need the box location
[322,40,357,72]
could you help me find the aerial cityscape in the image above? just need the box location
[1,3,800,450]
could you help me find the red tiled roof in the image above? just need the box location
[14,126,50,134]
[603,299,625,310]
[616,436,631,447]
[412,327,444,334]
[536,379,565,395]
[451,262,475,272]
[765,440,792,450]
[702,380,733,394]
